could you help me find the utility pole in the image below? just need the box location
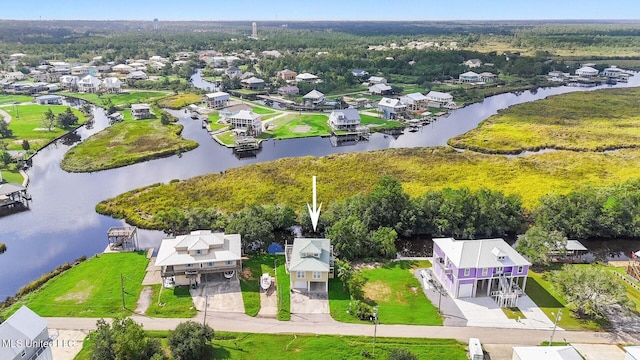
[203,294,209,327]
[549,309,562,346]
[373,306,379,357]
[120,274,125,310]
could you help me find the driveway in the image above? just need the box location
[453,295,558,330]
[414,268,467,326]
[49,329,87,360]
[290,290,329,314]
[191,279,245,313]
[257,285,278,318]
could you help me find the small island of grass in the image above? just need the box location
[60,115,198,172]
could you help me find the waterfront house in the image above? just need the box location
[131,103,151,120]
[285,238,335,292]
[302,90,325,107]
[602,66,624,78]
[432,238,530,307]
[240,76,265,90]
[220,104,252,122]
[277,85,299,96]
[227,109,262,135]
[101,77,122,93]
[203,91,230,109]
[464,59,483,68]
[276,69,297,81]
[368,76,387,85]
[368,83,392,95]
[377,97,406,119]
[425,91,454,107]
[400,92,428,111]
[59,75,79,90]
[575,66,599,78]
[328,108,361,131]
[512,346,582,360]
[295,72,319,84]
[77,74,101,93]
[479,72,497,83]
[0,306,54,360]
[155,230,243,286]
[50,61,70,74]
[459,71,482,83]
[35,95,63,105]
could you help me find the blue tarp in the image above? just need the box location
[268,242,284,254]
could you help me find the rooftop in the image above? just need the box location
[433,237,531,269]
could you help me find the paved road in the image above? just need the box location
[46,311,638,346]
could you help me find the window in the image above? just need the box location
[207,262,214,267]
[312,271,322,279]
[495,267,503,274]
[463,268,470,276]
[297,271,305,279]
[196,250,202,255]
[186,264,193,268]
[518,266,524,273]
[225,260,234,266]
[482,268,488,276]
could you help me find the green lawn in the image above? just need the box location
[4,104,88,150]
[0,95,33,105]
[215,130,235,146]
[332,261,442,325]
[239,254,278,316]
[275,259,290,321]
[360,114,404,129]
[263,114,331,139]
[329,278,368,324]
[208,112,220,122]
[157,93,201,109]
[502,307,526,320]
[1,252,149,318]
[1,167,24,184]
[61,91,168,107]
[145,284,197,318]
[251,106,276,115]
[76,330,467,360]
[60,119,198,172]
[209,122,228,131]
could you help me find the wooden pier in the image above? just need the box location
[0,183,30,216]
[107,226,138,252]
[233,136,261,156]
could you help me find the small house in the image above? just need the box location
[203,92,230,109]
[4,71,25,81]
[368,76,387,85]
[131,103,151,120]
[225,66,242,78]
[602,66,623,78]
[302,90,325,106]
[295,72,319,84]
[285,238,335,292]
[126,70,148,81]
[0,306,54,360]
[240,76,265,90]
[35,95,63,105]
[459,71,481,83]
[101,77,122,93]
[368,83,392,95]
[351,69,369,77]
[425,91,454,107]
[400,92,428,111]
[77,74,101,93]
[328,108,361,131]
[227,109,262,135]
[276,69,297,81]
[479,72,496,83]
[575,66,599,78]
[59,75,79,90]
[277,85,299,96]
[112,64,134,74]
[464,59,483,68]
[377,97,406,119]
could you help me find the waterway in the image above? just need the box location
[2,73,640,298]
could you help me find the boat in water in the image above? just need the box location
[260,273,272,290]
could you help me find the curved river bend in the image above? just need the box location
[1,74,640,298]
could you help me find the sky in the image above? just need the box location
[2,0,640,21]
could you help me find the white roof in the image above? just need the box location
[426,90,453,99]
[303,89,325,99]
[402,92,428,102]
[369,83,392,92]
[289,238,332,272]
[512,346,582,360]
[296,72,318,80]
[576,66,598,74]
[369,76,386,82]
[205,91,230,100]
[155,230,242,267]
[113,64,133,70]
[78,75,101,86]
[460,71,480,77]
[241,76,264,84]
[378,97,405,108]
[131,103,150,110]
[0,306,48,359]
[433,238,531,269]
[103,77,122,85]
[230,109,260,121]
[625,346,640,359]
[565,240,588,251]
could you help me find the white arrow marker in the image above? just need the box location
[307,176,322,232]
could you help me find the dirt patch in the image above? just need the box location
[56,280,93,303]
[363,281,392,302]
[352,261,384,270]
[410,286,419,295]
[292,125,312,133]
[240,268,254,280]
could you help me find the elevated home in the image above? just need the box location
[479,72,496,83]
[59,75,79,90]
[126,70,148,81]
[295,72,319,84]
[369,83,392,95]
[512,346,582,360]
[464,59,482,68]
[112,64,134,74]
[101,77,122,93]
[277,85,299,96]
[50,61,70,74]
[603,66,624,78]
[276,69,297,81]
[302,90,325,106]
[425,90,454,107]
[459,71,481,83]
[0,306,54,360]
[219,104,251,122]
[575,66,599,78]
[377,97,406,119]
[432,238,531,307]
[400,92,428,111]
[155,230,242,286]
[241,76,265,90]
[4,71,25,81]
[203,91,230,109]
[77,74,101,93]
[328,108,361,131]
[227,109,262,135]
[285,238,335,292]
[131,103,151,120]
[368,76,387,84]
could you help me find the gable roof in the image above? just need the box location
[303,89,325,99]
[330,108,360,122]
[241,76,264,84]
[296,72,318,80]
[78,74,101,85]
[230,109,261,121]
[155,230,242,267]
[369,83,392,92]
[205,91,230,99]
[401,92,428,102]
[433,238,531,269]
[426,90,453,99]
[378,97,405,108]
[0,306,48,359]
[369,76,386,82]
[289,238,332,272]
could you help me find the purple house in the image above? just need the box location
[432,238,531,307]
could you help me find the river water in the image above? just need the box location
[1,73,640,299]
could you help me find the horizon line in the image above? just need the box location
[2,18,640,22]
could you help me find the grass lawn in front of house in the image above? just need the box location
[360,114,404,129]
[239,254,279,316]
[261,113,330,139]
[251,106,276,115]
[215,130,236,146]
[1,252,149,318]
[276,258,291,321]
[144,284,197,318]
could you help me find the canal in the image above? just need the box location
[1,73,640,299]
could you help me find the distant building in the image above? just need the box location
[368,83,392,95]
[126,70,148,81]
[602,66,624,78]
[0,306,54,360]
[464,59,483,68]
[252,22,258,38]
[368,76,387,85]
[351,69,369,77]
[459,71,481,83]
[35,95,63,105]
[575,66,599,78]
[101,77,122,93]
[277,85,299,96]
[153,18,159,31]
[77,74,101,93]
[240,76,265,90]
[203,92,230,109]
[131,103,151,120]
[295,72,319,84]
[425,91,454,107]
[302,90,325,106]
[276,69,297,81]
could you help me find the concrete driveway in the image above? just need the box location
[257,285,278,318]
[453,295,558,330]
[290,290,329,314]
[415,268,467,326]
[49,329,87,360]
[191,279,245,313]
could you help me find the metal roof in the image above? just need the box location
[289,238,331,272]
[0,306,48,359]
[433,238,531,269]
[0,183,26,196]
[155,231,242,267]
